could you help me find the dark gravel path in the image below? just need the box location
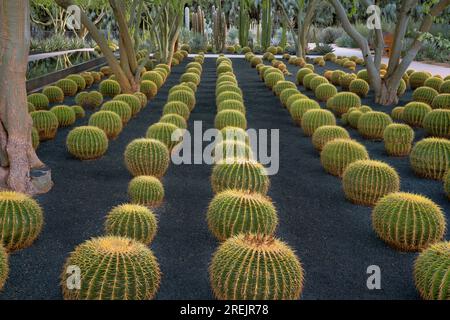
[0,57,448,300]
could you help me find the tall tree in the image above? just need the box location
[330,0,450,105]
[0,0,51,194]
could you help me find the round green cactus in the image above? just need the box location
[397,78,407,96]
[372,192,446,251]
[75,91,103,109]
[211,159,269,194]
[213,140,252,162]
[217,99,246,114]
[162,101,190,120]
[28,102,35,113]
[31,127,40,150]
[43,86,64,103]
[391,106,405,122]
[383,124,414,157]
[142,71,164,89]
[168,89,196,111]
[331,70,345,85]
[66,74,86,91]
[349,79,370,97]
[412,86,439,105]
[220,127,250,145]
[409,71,431,89]
[410,137,450,180]
[134,92,148,108]
[0,191,43,251]
[146,122,182,151]
[61,236,161,300]
[56,79,78,96]
[444,171,450,199]
[180,72,200,86]
[339,73,357,90]
[357,111,393,140]
[215,110,247,130]
[88,111,123,139]
[217,64,233,75]
[114,94,142,117]
[287,93,309,111]
[348,110,363,128]
[207,190,278,241]
[424,77,444,91]
[250,56,262,67]
[216,84,242,97]
[218,75,237,85]
[296,68,313,85]
[403,102,432,127]
[440,80,450,93]
[342,160,400,206]
[0,244,7,290]
[159,114,187,129]
[331,92,361,116]
[280,88,300,107]
[290,99,321,125]
[140,80,158,99]
[101,100,132,125]
[431,93,450,109]
[170,83,195,96]
[301,109,336,136]
[422,109,450,138]
[27,93,49,110]
[273,81,296,96]
[105,204,158,245]
[128,175,164,208]
[303,73,319,90]
[357,69,369,82]
[209,234,304,300]
[312,125,350,151]
[50,105,76,127]
[124,138,170,178]
[315,83,337,102]
[309,76,329,92]
[320,139,369,176]
[31,110,59,140]
[66,126,109,160]
[186,62,202,71]
[414,241,450,300]
[99,79,121,97]
[72,105,85,119]
[80,72,94,88]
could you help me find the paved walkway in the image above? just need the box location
[29,48,95,62]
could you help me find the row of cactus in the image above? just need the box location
[208,56,304,300]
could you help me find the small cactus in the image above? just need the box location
[301,109,336,136]
[287,93,309,111]
[114,94,142,117]
[56,79,78,96]
[431,93,450,109]
[413,241,450,300]
[0,191,43,251]
[43,86,65,103]
[128,176,164,208]
[290,99,321,125]
[409,71,431,89]
[142,71,164,89]
[372,192,446,251]
[315,83,337,102]
[331,70,345,85]
[424,77,443,91]
[105,204,158,245]
[216,84,242,98]
[27,93,49,110]
[357,111,393,140]
[50,105,76,127]
[303,73,318,90]
[99,79,121,97]
[180,73,200,86]
[312,125,350,151]
[124,138,170,178]
[88,111,123,139]
[383,124,414,156]
[72,105,85,119]
[31,110,59,140]
[162,101,190,120]
[330,92,361,116]
[410,137,450,180]
[207,190,278,241]
[209,234,303,300]
[134,92,148,108]
[403,102,432,127]
[320,139,369,176]
[296,68,313,85]
[159,114,187,129]
[66,126,109,160]
[422,109,450,138]
[215,110,247,130]
[168,90,196,111]
[220,127,250,145]
[66,74,86,91]
[75,91,103,109]
[444,171,450,199]
[391,106,404,121]
[140,80,158,99]
[280,88,300,107]
[349,79,370,97]
[342,160,400,206]
[146,122,182,151]
[101,101,132,125]
[61,236,161,300]
[339,73,357,90]
[217,99,245,114]
[309,76,328,92]
[211,159,269,194]
[348,110,363,128]
[412,86,439,105]
[439,80,450,93]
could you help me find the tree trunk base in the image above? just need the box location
[0,166,52,195]
[375,83,399,106]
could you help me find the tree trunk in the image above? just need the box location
[0,0,52,195]
[376,80,399,105]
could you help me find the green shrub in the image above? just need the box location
[146,122,182,151]
[207,190,278,241]
[27,93,49,110]
[66,126,108,160]
[99,79,121,97]
[43,86,64,103]
[101,100,132,125]
[410,137,450,179]
[215,110,247,130]
[124,138,170,178]
[301,109,336,136]
[372,192,445,251]
[50,105,76,127]
[105,204,158,245]
[211,159,269,194]
[315,83,337,102]
[88,111,123,139]
[320,139,369,176]
[61,236,160,300]
[342,160,400,206]
[383,124,414,157]
[403,102,432,127]
[128,176,164,208]
[357,111,393,140]
[413,86,439,105]
[210,234,303,300]
[290,99,321,125]
[56,79,78,96]
[414,241,450,300]
[0,191,43,251]
[31,110,58,140]
[422,109,450,138]
[331,92,361,116]
[312,125,350,151]
[114,94,142,117]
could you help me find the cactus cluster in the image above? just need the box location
[61,236,161,300]
[320,139,369,176]
[124,138,170,178]
[0,191,43,251]
[372,192,446,251]
[410,138,450,180]
[66,126,109,160]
